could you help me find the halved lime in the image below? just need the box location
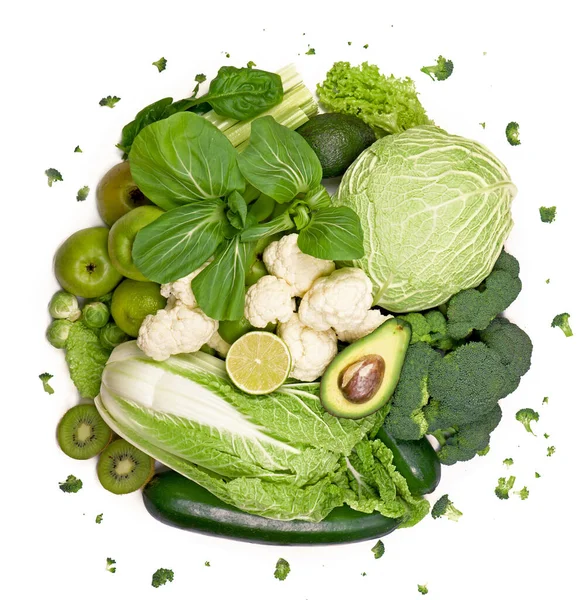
[226,331,291,395]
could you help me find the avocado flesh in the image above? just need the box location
[320,318,412,419]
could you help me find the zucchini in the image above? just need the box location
[377,428,441,496]
[143,470,400,545]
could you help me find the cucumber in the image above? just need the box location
[377,428,441,496]
[143,470,400,545]
[296,113,376,178]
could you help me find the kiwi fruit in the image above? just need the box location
[97,439,154,494]
[57,404,112,460]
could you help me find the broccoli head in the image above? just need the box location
[429,404,502,465]
[551,313,573,337]
[400,310,456,350]
[424,342,512,428]
[384,343,440,440]
[420,56,454,81]
[431,494,462,521]
[479,316,533,395]
[446,250,522,340]
[515,408,539,435]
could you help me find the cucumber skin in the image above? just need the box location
[377,428,441,496]
[143,470,400,545]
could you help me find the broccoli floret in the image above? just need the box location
[204,561,210,567]
[152,57,167,72]
[543,396,549,404]
[59,475,82,493]
[95,513,103,524]
[539,206,556,223]
[74,145,82,153]
[383,343,440,440]
[479,317,533,394]
[446,250,522,340]
[515,408,539,435]
[274,558,290,581]
[99,95,121,108]
[76,186,90,202]
[431,494,462,521]
[495,475,516,499]
[505,121,521,145]
[503,458,514,467]
[39,372,54,394]
[106,558,116,573]
[421,56,454,81]
[151,568,174,587]
[551,313,573,337]
[429,404,502,465]
[535,472,541,478]
[45,168,63,187]
[371,540,385,559]
[544,433,550,439]
[418,583,429,595]
[401,310,456,350]
[425,343,512,427]
[515,486,529,500]
[547,446,556,457]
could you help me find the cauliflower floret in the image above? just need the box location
[263,233,335,297]
[160,261,210,308]
[137,301,218,361]
[278,314,338,382]
[244,276,295,329]
[334,310,392,343]
[299,267,373,332]
[206,330,231,357]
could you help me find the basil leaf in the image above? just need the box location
[130,112,245,211]
[133,199,229,283]
[298,207,365,260]
[227,191,247,230]
[192,237,257,320]
[241,211,295,242]
[238,116,323,203]
[201,67,283,120]
[116,97,173,156]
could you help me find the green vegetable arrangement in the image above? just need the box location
[44,56,542,550]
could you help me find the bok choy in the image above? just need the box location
[95,342,429,524]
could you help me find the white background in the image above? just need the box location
[3,1,577,598]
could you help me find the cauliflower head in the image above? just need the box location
[335,310,392,343]
[299,267,373,332]
[263,233,335,297]
[278,314,338,382]
[244,275,295,329]
[137,301,218,361]
[160,261,210,308]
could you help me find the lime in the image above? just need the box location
[226,332,291,395]
[111,280,166,337]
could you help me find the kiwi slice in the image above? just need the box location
[97,439,154,494]
[57,404,112,460]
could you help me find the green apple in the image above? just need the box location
[245,259,268,287]
[96,161,153,227]
[54,227,123,298]
[108,206,164,281]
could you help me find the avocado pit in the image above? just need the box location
[339,354,385,404]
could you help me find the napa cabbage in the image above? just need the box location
[335,126,517,312]
[95,342,428,524]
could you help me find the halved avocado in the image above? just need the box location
[320,318,411,419]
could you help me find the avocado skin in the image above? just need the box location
[297,113,377,178]
[320,318,412,419]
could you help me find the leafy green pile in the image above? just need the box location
[130,113,364,320]
[383,250,533,465]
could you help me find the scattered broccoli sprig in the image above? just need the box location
[76,186,90,202]
[95,513,103,524]
[505,121,520,145]
[539,206,556,223]
[59,475,82,493]
[431,494,462,521]
[45,168,63,187]
[547,446,556,457]
[151,568,174,588]
[152,57,167,72]
[515,486,529,500]
[418,584,429,595]
[515,408,539,435]
[495,476,516,499]
[39,372,54,394]
[421,56,454,81]
[274,558,290,581]
[106,558,116,573]
[371,540,385,559]
[99,95,121,108]
[551,313,573,337]
[503,458,514,467]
